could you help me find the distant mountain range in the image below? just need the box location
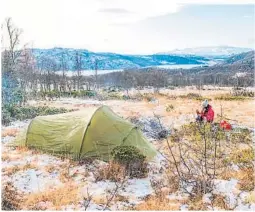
[31,46,253,71]
[160,46,253,57]
[32,48,209,70]
[223,50,254,65]
[192,51,254,74]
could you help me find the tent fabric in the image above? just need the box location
[13,106,157,161]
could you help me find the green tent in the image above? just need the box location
[13,106,157,161]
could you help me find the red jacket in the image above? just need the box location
[202,105,214,122]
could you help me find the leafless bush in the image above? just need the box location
[103,178,127,210]
[156,115,231,196]
[83,188,93,211]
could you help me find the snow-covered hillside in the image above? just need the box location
[31,48,209,70]
[161,46,253,57]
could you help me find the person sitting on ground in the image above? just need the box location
[196,99,214,123]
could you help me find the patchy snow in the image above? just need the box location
[79,202,104,211]
[233,72,248,78]
[213,178,239,209]
[231,164,240,171]
[1,135,16,144]
[81,177,154,206]
[81,180,115,197]
[120,178,154,200]
[214,179,239,194]
[203,193,213,204]
[180,204,188,210]
[212,178,255,210]
[12,169,63,194]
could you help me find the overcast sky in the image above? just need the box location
[2,0,255,54]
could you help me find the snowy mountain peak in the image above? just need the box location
[161,46,253,57]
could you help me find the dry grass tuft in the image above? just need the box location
[221,166,254,191]
[59,163,73,182]
[45,164,57,173]
[95,161,126,182]
[244,191,255,204]
[211,194,230,210]
[24,183,80,210]
[1,182,22,210]
[22,163,38,171]
[2,152,10,161]
[92,195,107,205]
[2,128,19,137]
[229,148,254,167]
[3,163,38,177]
[188,195,207,210]
[4,166,21,176]
[236,167,255,191]
[114,194,129,203]
[135,195,180,210]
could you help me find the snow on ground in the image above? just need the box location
[120,178,154,201]
[198,178,255,210]
[12,169,63,194]
[213,179,239,209]
[1,121,162,210]
[2,97,254,210]
[2,119,31,130]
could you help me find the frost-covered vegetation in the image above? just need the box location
[1,17,255,211]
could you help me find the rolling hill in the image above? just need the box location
[32,48,210,70]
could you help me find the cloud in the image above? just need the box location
[243,15,252,18]
[2,0,254,53]
[98,8,134,14]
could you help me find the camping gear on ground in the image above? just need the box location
[12,106,157,161]
[220,120,232,130]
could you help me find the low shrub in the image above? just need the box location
[129,93,143,101]
[107,92,123,100]
[178,93,212,101]
[1,106,12,125]
[194,96,212,101]
[168,86,175,90]
[231,88,254,97]
[111,146,148,178]
[166,95,177,100]
[229,148,254,167]
[2,105,74,125]
[186,93,201,98]
[143,93,154,102]
[166,104,174,112]
[229,128,252,144]
[39,90,97,99]
[215,94,251,101]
